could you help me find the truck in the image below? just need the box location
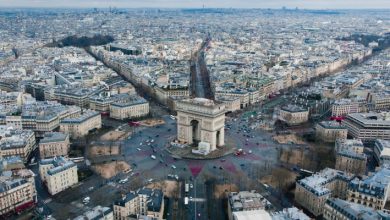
[185,183,189,193]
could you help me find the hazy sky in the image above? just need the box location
[0,0,389,9]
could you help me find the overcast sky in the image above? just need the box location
[0,0,389,9]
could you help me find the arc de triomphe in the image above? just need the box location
[176,98,225,151]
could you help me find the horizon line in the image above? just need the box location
[0,6,390,10]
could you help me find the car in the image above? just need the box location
[219,166,223,170]
[83,196,91,204]
[190,184,193,188]
[171,165,177,169]
[148,178,154,183]
[220,159,226,162]
[213,166,217,169]
[155,134,160,137]
[240,164,245,167]
[167,129,171,132]
[132,163,137,167]
[136,148,141,151]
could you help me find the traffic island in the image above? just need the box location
[165,136,236,160]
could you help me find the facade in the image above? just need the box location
[155,86,189,105]
[279,105,309,126]
[113,188,164,220]
[0,167,37,216]
[215,90,250,109]
[0,128,36,163]
[367,92,390,111]
[373,139,390,166]
[74,206,114,220]
[110,96,149,120]
[60,110,102,138]
[331,98,366,116]
[216,96,241,113]
[39,132,70,158]
[342,112,390,142]
[335,139,367,176]
[39,157,78,195]
[176,98,225,152]
[295,168,355,217]
[315,121,348,143]
[227,191,272,220]
[347,166,390,210]
[324,198,390,220]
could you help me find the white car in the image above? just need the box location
[83,197,90,204]
[171,165,176,169]
[137,148,141,151]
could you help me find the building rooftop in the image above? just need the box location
[229,191,271,212]
[349,166,390,198]
[271,207,310,220]
[232,210,271,220]
[326,198,390,220]
[297,168,354,196]
[280,104,308,113]
[40,132,68,144]
[40,156,76,176]
[73,206,112,220]
[60,110,99,124]
[114,188,163,212]
[318,120,346,129]
[346,112,390,127]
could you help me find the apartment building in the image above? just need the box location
[110,96,149,120]
[367,92,390,111]
[335,139,367,176]
[316,121,348,143]
[155,86,189,105]
[215,90,250,109]
[331,99,363,116]
[215,96,241,113]
[279,105,309,126]
[39,132,70,159]
[295,168,355,217]
[373,139,390,166]
[347,166,390,210]
[324,198,390,220]
[0,128,36,163]
[39,156,78,195]
[0,164,37,216]
[342,112,390,142]
[113,188,164,220]
[60,110,101,138]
